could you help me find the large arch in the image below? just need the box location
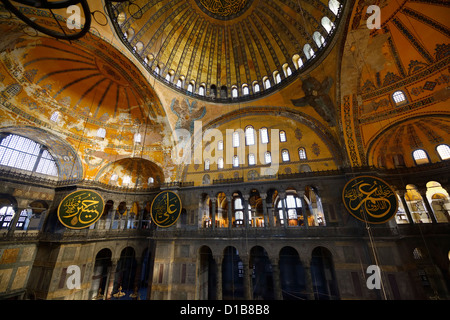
[0,126,83,180]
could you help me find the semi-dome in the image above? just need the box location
[107,0,344,102]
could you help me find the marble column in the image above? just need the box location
[418,188,437,223]
[260,193,268,228]
[243,194,250,229]
[270,257,283,300]
[297,190,309,228]
[227,195,233,229]
[279,192,287,229]
[242,258,253,300]
[397,190,414,224]
[214,255,223,300]
[303,258,315,300]
[211,197,217,229]
[105,259,118,300]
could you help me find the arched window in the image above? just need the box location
[245,126,255,146]
[218,140,224,151]
[50,111,59,122]
[436,144,450,160]
[122,175,131,185]
[329,0,340,15]
[264,151,272,164]
[134,133,141,144]
[204,159,210,171]
[231,86,238,98]
[0,134,59,177]
[292,54,303,70]
[187,83,194,93]
[321,16,335,33]
[412,149,430,165]
[263,77,271,89]
[273,71,281,84]
[248,153,256,166]
[304,44,314,60]
[277,194,303,226]
[210,85,217,98]
[176,79,182,88]
[97,128,106,138]
[233,131,240,147]
[148,177,154,184]
[253,82,260,93]
[282,149,290,162]
[279,130,287,142]
[392,91,407,105]
[233,155,239,167]
[282,63,292,77]
[199,85,205,96]
[154,65,160,75]
[220,86,228,98]
[233,196,244,226]
[218,157,224,169]
[110,174,119,182]
[242,84,249,95]
[313,31,326,48]
[298,147,307,160]
[260,127,269,144]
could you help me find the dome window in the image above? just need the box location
[412,149,430,165]
[392,91,407,105]
[437,144,450,160]
[97,128,106,139]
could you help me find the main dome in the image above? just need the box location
[107,0,344,103]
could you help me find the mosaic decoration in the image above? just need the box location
[151,191,182,228]
[58,190,105,229]
[196,0,253,19]
[342,176,398,224]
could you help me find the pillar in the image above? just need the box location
[242,257,252,300]
[279,192,287,229]
[418,188,437,223]
[270,257,283,300]
[211,197,216,229]
[243,194,250,229]
[105,259,118,300]
[227,195,232,229]
[397,190,414,224]
[298,190,309,228]
[260,193,268,228]
[214,255,223,300]
[7,206,24,236]
[304,258,315,300]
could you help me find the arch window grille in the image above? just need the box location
[412,149,430,165]
[0,134,58,177]
[437,144,450,160]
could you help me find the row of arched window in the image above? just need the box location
[204,148,308,170]
[413,145,450,164]
[117,1,341,99]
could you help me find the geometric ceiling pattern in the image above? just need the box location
[107,0,344,102]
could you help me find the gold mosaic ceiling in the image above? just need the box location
[107,0,343,101]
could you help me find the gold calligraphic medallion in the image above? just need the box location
[57,190,105,229]
[342,176,398,224]
[151,191,182,228]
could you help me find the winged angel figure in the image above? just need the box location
[291,76,336,127]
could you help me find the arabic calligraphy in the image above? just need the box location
[342,176,398,224]
[58,190,104,229]
[198,0,250,17]
[151,191,182,228]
